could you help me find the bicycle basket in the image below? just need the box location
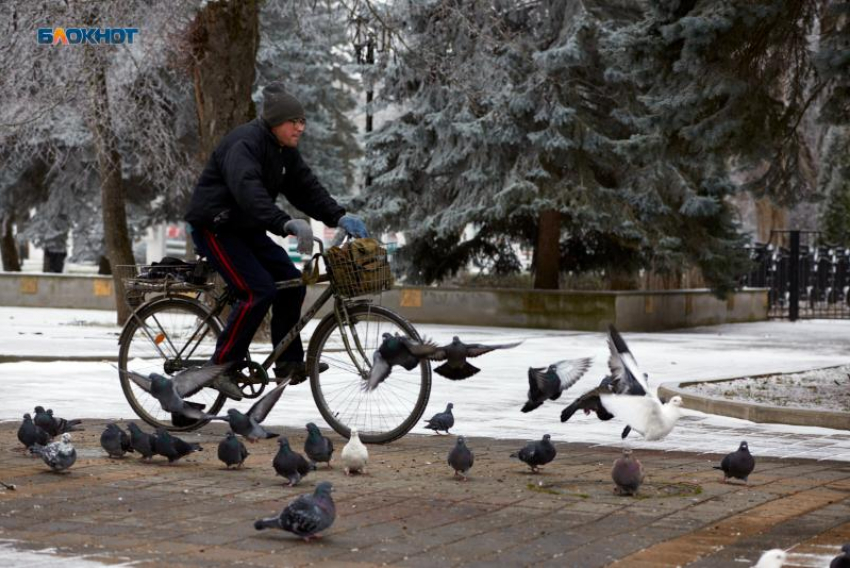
[325,238,393,298]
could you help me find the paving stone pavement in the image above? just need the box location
[1,420,849,567]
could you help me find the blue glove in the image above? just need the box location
[284,219,314,255]
[338,214,369,239]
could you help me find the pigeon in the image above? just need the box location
[510,434,557,473]
[218,431,249,469]
[423,403,454,434]
[152,428,202,463]
[714,441,755,484]
[304,423,334,468]
[754,548,787,568]
[340,428,368,475]
[831,544,850,568]
[100,423,134,458]
[30,433,77,472]
[561,325,649,424]
[611,448,645,496]
[522,358,593,413]
[17,413,50,449]
[216,382,286,441]
[254,481,335,541]
[428,336,522,380]
[600,394,683,441]
[127,423,156,461]
[121,364,228,421]
[171,401,210,428]
[448,436,474,480]
[33,406,83,437]
[364,333,438,391]
[273,437,316,486]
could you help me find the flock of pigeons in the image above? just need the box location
[9,325,850,564]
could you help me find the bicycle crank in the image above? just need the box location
[235,361,268,399]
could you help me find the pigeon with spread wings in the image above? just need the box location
[429,336,523,380]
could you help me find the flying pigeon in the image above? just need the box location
[30,433,77,472]
[100,423,134,459]
[17,413,50,449]
[428,336,522,380]
[714,441,755,484]
[340,428,368,475]
[120,364,228,422]
[218,431,249,469]
[561,325,649,424]
[611,448,645,496]
[216,382,286,441]
[830,544,850,568]
[423,403,454,434]
[152,428,202,464]
[522,358,593,413]
[754,548,788,568]
[304,423,334,468]
[448,436,474,481]
[254,481,335,541]
[33,406,83,437]
[364,333,438,391]
[510,434,556,473]
[127,423,156,461]
[273,437,317,486]
[600,394,683,441]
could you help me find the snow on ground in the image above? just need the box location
[2,307,850,461]
[0,540,134,567]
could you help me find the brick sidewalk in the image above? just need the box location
[1,420,849,567]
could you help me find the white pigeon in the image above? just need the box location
[340,428,368,475]
[598,326,684,441]
[753,548,787,568]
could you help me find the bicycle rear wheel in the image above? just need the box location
[117,297,226,431]
[308,303,431,444]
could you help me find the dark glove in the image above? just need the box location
[284,219,314,255]
[338,214,369,239]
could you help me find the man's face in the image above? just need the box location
[271,118,306,148]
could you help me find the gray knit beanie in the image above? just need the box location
[261,82,305,126]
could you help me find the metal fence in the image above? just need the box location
[742,230,850,320]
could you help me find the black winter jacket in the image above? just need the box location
[184,119,345,235]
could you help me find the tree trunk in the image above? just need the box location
[84,45,135,324]
[98,254,111,275]
[756,196,787,245]
[533,209,561,290]
[189,0,259,159]
[0,214,21,272]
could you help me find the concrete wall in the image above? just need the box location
[0,272,768,331]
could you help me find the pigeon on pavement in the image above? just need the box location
[273,437,316,486]
[218,431,249,469]
[17,413,50,449]
[448,436,474,480]
[611,448,645,496]
[254,481,335,541]
[120,364,228,422]
[429,336,522,380]
[152,428,202,464]
[100,423,134,458]
[33,406,83,437]
[30,433,77,472]
[510,434,557,473]
[423,403,454,434]
[127,423,156,461]
[830,544,850,568]
[304,423,334,468]
[340,428,368,475]
[714,441,755,484]
[754,548,787,568]
[522,358,592,413]
[364,333,438,391]
[216,382,286,441]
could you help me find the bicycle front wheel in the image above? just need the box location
[117,297,226,431]
[308,303,431,444]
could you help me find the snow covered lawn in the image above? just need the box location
[682,364,850,413]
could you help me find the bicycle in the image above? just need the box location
[116,237,432,444]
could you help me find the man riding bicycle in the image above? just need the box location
[184,82,368,400]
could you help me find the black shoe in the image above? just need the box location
[274,361,329,385]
